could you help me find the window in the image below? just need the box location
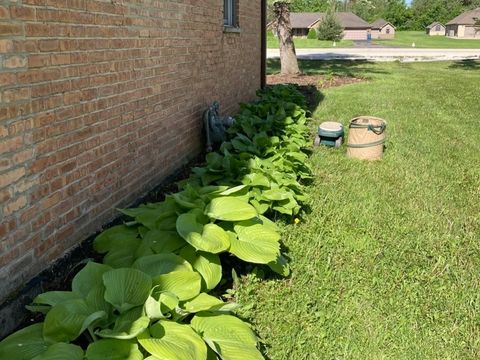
[435,25,441,31]
[224,0,236,27]
[386,28,390,34]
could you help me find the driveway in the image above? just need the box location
[267,48,480,62]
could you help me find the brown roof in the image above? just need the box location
[371,19,395,30]
[426,22,445,29]
[289,12,324,29]
[446,8,480,26]
[290,12,371,30]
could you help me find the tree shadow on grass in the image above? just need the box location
[448,59,480,70]
[267,59,391,79]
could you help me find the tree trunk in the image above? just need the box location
[273,2,301,75]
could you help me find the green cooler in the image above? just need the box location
[314,121,344,148]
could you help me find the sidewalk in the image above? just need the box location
[267,48,480,62]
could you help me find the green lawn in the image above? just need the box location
[267,32,353,49]
[237,60,480,359]
[374,30,480,48]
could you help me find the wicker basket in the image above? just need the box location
[347,116,387,161]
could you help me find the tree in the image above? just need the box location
[307,28,317,39]
[272,2,301,75]
[475,17,480,34]
[317,12,345,41]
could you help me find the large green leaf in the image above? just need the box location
[96,306,150,340]
[72,262,112,297]
[242,173,270,188]
[0,323,48,360]
[180,247,222,291]
[132,254,192,278]
[43,299,105,343]
[27,291,83,314]
[86,283,112,315]
[261,188,291,201]
[144,290,179,320]
[177,214,230,253]
[218,185,247,196]
[143,230,185,254]
[234,219,281,243]
[103,268,152,313]
[268,254,291,277]
[191,313,263,360]
[103,237,142,268]
[86,339,144,360]
[228,220,280,264]
[139,321,207,360]
[204,197,257,222]
[32,343,84,360]
[182,293,237,314]
[176,213,203,242]
[119,206,174,230]
[152,271,201,301]
[93,225,138,254]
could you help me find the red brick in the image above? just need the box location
[8,119,33,135]
[4,195,27,216]
[4,55,27,68]
[0,136,23,155]
[15,178,37,193]
[0,125,7,138]
[0,158,10,171]
[28,54,50,68]
[51,53,70,65]
[0,167,25,190]
[40,192,62,210]
[0,6,9,19]
[20,204,39,223]
[32,212,51,231]
[38,39,59,52]
[0,23,23,36]
[0,188,11,203]
[0,246,20,267]
[2,88,30,103]
[0,39,13,52]
[10,6,36,20]
[12,149,34,164]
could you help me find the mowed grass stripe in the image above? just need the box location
[237,60,480,359]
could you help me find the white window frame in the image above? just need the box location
[224,0,236,27]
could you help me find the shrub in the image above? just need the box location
[307,28,317,39]
[0,85,312,360]
[317,12,344,42]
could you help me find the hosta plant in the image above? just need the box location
[0,85,311,360]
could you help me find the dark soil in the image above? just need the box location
[267,73,365,89]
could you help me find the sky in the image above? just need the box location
[405,0,412,5]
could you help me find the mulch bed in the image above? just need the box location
[267,73,365,89]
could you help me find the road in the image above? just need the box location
[266,48,480,62]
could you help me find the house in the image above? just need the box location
[0,0,267,318]
[287,12,325,37]
[426,22,446,36]
[275,12,372,40]
[446,8,480,38]
[370,19,396,39]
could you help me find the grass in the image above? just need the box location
[267,32,353,49]
[268,31,480,49]
[236,60,480,359]
[374,31,480,48]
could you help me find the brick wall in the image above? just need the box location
[0,0,262,304]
